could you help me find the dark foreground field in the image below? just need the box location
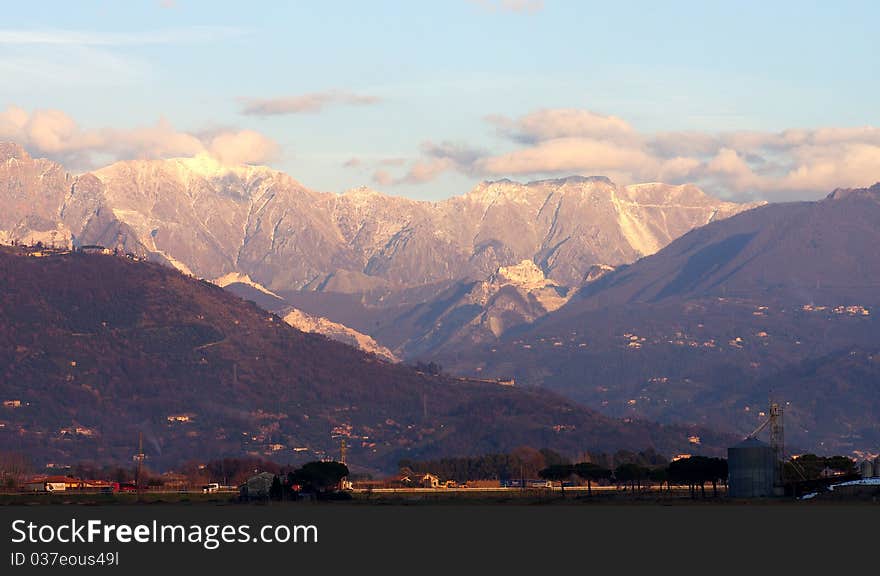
[1,485,876,506]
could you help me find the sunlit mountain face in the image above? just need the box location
[433,185,880,456]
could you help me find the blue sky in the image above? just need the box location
[1,0,878,201]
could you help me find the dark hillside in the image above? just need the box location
[0,247,727,472]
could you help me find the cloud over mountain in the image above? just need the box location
[205,130,279,165]
[386,108,880,201]
[0,105,278,169]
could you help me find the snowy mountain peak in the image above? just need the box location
[172,153,276,183]
[92,153,276,188]
[528,175,614,187]
[492,259,550,288]
[0,142,30,162]
[343,185,383,197]
[0,141,760,292]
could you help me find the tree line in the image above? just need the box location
[400,447,731,498]
[538,456,729,498]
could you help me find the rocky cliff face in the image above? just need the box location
[372,259,574,358]
[0,145,760,297]
[282,307,399,363]
[0,143,74,246]
[0,246,732,470]
[434,186,880,455]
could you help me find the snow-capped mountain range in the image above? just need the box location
[1,142,760,291]
[0,142,762,357]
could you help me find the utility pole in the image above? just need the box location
[135,432,145,501]
[339,439,349,492]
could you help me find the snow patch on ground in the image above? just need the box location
[283,307,398,363]
[213,272,281,299]
[156,250,194,276]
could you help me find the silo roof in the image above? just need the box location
[731,437,771,449]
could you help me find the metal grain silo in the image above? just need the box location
[874,457,880,478]
[728,437,778,498]
[859,459,874,479]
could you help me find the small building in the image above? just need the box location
[398,471,442,488]
[166,414,193,423]
[728,437,778,498]
[160,472,189,490]
[201,482,220,493]
[79,245,112,255]
[240,472,276,500]
[24,476,67,492]
[23,476,117,493]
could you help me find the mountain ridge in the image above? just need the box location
[433,185,880,456]
[0,246,732,471]
[0,141,762,296]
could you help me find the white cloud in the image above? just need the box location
[476,137,657,181]
[489,108,637,144]
[657,156,703,183]
[386,107,880,200]
[0,106,278,169]
[704,148,760,191]
[206,130,279,165]
[389,141,485,184]
[240,91,381,116]
[776,143,880,192]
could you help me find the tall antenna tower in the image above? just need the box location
[746,400,785,494]
[769,402,784,488]
[135,432,145,499]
